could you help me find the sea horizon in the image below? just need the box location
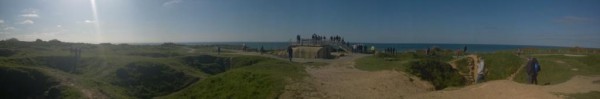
[146,41,583,53]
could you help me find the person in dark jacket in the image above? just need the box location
[526,58,542,84]
[260,46,265,55]
[463,45,468,53]
[287,46,293,62]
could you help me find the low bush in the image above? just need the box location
[406,59,465,90]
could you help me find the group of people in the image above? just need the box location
[383,47,397,54]
[352,44,371,53]
[296,34,349,46]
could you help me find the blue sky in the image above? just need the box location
[0,0,598,48]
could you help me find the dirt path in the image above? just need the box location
[508,56,529,80]
[406,75,600,99]
[42,68,108,99]
[281,54,434,99]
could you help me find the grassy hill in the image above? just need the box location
[0,40,305,98]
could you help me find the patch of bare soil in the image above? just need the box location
[406,75,600,99]
[281,54,434,99]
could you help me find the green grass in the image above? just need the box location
[355,53,416,71]
[565,91,600,99]
[514,54,600,85]
[405,59,464,90]
[454,58,470,73]
[165,56,306,98]
[2,40,305,98]
[479,52,525,81]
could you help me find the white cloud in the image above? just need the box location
[21,14,40,18]
[57,25,62,28]
[84,20,96,24]
[3,27,15,31]
[163,0,183,7]
[22,8,39,14]
[16,8,40,25]
[0,20,4,24]
[18,20,35,24]
[21,8,40,18]
[23,30,66,39]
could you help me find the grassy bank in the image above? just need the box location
[479,52,525,81]
[1,40,307,98]
[514,54,600,85]
[165,56,306,98]
[355,53,417,71]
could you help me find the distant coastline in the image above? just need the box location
[135,42,578,53]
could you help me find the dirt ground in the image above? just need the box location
[280,54,434,99]
[277,53,600,99]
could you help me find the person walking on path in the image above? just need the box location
[287,46,293,62]
[526,58,542,84]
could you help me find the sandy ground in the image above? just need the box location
[227,50,600,99]
[280,54,434,99]
[407,75,600,99]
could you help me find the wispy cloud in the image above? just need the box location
[84,20,96,24]
[3,27,15,31]
[18,19,35,24]
[163,0,183,7]
[21,14,39,18]
[21,8,40,18]
[0,20,4,24]
[555,16,596,25]
[18,8,40,25]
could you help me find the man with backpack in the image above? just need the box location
[526,57,542,84]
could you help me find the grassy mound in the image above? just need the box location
[0,49,18,57]
[127,52,181,58]
[166,56,305,98]
[514,54,600,85]
[355,53,417,71]
[34,56,79,73]
[181,55,233,75]
[113,61,198,98]
[406,59,465,90]
[479,52,525,81]
[0,67,79,98]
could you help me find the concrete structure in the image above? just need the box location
[292,46,332,59]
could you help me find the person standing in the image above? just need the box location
[287,46,293,62]
[463,45,468,53]
[526,58,542,84]
[260,46,265,55]
[476,58,485,83]
[296,35,301,43]
[217,46,221,55]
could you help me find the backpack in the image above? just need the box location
[534,63,540,72]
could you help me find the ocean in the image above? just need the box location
[180,42,566,53]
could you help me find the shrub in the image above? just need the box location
[406,59,465,90]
